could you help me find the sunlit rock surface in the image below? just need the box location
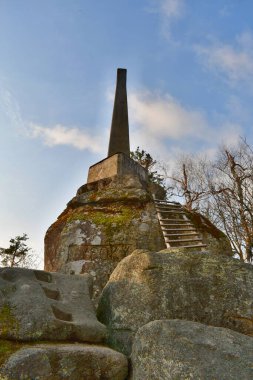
[98,249,253,355]
[0,267,106,342]
[0,344,128,380]
[130,320,253,380]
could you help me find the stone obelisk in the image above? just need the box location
[87,68,148,184]
[108,68,130,157]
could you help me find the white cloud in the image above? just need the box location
[29,123,103,153]
[217,122,243,148]
[0,87,105,153]
[195,32,253,84]
[0,88,24,130]
[147,0,185,42]
[159,0,184,19]
[2,84,244,158]
[129,90,209,140]
[128,89,243,158]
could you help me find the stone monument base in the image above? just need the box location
[87,153,148,184]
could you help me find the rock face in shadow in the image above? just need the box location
[44,175,165,302]
[0,344,128,380]
[130,320,253,380]
[97,249,253,356]
[0,267,106,342]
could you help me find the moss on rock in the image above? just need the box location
[0,340,23,367]
[0,305,19,337]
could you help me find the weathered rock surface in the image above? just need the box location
[0,267,106,342]
[130,319,253,380]
[45,175,165,302]
[0,344,128,380]
[97,249,253,355]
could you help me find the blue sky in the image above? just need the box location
[1,0,253,266]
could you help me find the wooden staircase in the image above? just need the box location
[154,199,207,250]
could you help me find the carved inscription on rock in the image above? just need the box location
[67,244,134,263]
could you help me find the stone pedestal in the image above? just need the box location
[87,153,148,184]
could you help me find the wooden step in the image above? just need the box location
[156,207,183,212]
[157,206,182,210]
[161,227,197,232]
[155,198,206,251]
[154,199,181,205]
[166,238,202,243]
[159,219,192,223]
[162,225,192,228]
[160,222,194,226]
[155,203,171,206]
[166,244,207,249]
[157,210,184,214]
[155,204,182,208]
[164,232,199,237]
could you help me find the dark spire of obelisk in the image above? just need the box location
[108,68,130,157]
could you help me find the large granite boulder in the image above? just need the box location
[130,319,253,380]
[0,267,106,342]
[97,249,253,355]
[45,174,165,302]
[0,344,128,380]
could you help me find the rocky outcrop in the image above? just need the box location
[0,267,106,342]
[130,319,253,380]
[45,174,165,301]
[0,268,129,379]
[0,344,128,380]
[97,249,253,355]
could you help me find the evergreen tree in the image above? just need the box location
[130,147,165,187]
[0,234,32,267]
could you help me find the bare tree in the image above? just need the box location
[166,154,212,211]
[165,138,253,262]
[210,139,253,262]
